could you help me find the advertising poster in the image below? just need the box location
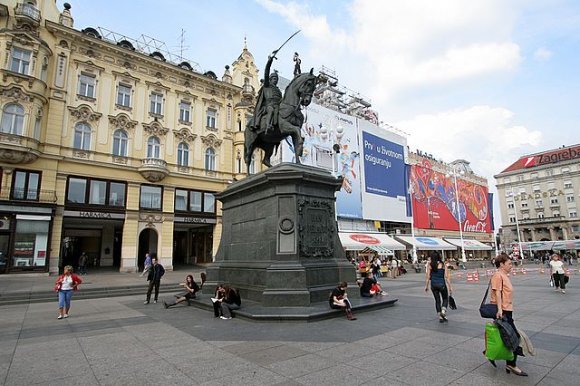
[409,160,491,233]
[281,104,363,219]
[359,120,410,223]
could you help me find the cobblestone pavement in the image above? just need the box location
[1,268,579,385]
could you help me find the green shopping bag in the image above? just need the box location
[485,322,514,361]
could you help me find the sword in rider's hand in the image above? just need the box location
[270,30,301,60]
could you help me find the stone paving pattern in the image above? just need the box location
[1,267,579,385]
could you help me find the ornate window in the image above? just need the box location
[179,101,191,122]
[112,129,128,157]
[149,93,163,115]
[78,73,96,98]
[73,122,92,150]
[10,47,31,75]
[117,84,132,107]
[204,147,215,171]
[206,108,217,128]
[1,104,25,135]
[177,142,189,167]
[147,136,160,158]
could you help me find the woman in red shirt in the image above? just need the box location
[54,265,82,319]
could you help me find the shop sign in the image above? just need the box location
[174,216,216,224]
[64,210,125,219]
[513,189,564,201]
[524,145,580,168]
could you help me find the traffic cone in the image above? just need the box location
[522,268,527,275]
[466,272,473,283]
[473,271,479,282]
[512,269,517,276]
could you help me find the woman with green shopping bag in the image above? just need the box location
[487,253,528,377]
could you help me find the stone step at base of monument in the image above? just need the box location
[189,294,398,322]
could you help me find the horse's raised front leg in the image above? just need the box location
[291,132,304,165]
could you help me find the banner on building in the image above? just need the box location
[409,160,491,233]
[280,104,363,219]
[359,120,410,223]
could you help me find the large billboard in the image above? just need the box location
[280,104,363,219]
[359,120,410,223]
[409,160,491,233]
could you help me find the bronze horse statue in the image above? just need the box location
[244,70,318,170]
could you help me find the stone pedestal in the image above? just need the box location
[205,163,356,307]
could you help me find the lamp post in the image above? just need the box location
[447,165,467,263]
[509,186,524,259]
[408,181,418,264]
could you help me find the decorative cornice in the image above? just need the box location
[0,86,32,103]
[173,128,197,143]
[200,134,222,149]
[145,80,169,91]
[108,113,138,130]
[67,104,102,122]
[143,121,169,136]
[112,70,140,83]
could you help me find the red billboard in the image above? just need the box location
[410,160,491,233]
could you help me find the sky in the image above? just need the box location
[58,0,580,230]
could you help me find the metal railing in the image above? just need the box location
[0,189,57,203]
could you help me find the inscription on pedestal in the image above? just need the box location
[298,199,335,257]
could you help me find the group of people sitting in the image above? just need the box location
[163,274,241,320]
[328,271,388,321]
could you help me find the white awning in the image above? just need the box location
[338,232,406,251]
[444,238,493,251]
[361,246,395,255]
[395,236,457,250]
[552,240,580,250]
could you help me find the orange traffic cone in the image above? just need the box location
[466,272,473,283]
[473,271,480,283]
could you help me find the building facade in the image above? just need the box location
[495,144,580,253]
[0,1,256,274]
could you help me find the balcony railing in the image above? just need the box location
[518,216,564,225]
[0,189,57,204]
[15,3,41,22]
[138,158,168,182]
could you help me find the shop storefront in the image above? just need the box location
[61,210,125,270]
[0,205,54,274]
[173,215,216,265]
[339,232,406,260]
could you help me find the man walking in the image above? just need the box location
[144,257,165,304]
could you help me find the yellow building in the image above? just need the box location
[0,1,261,274]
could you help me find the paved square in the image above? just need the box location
[1,270,579,385]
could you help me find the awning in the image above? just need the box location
[514,241,554,251]
[395,236,456,250]
[444,238,493,251]
[552,240,580,250]
[338,232,406,251]
[361,246,395,255]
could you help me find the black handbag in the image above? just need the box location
[448,295,457,310]
[479,280,498,319]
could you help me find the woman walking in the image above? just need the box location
[550,253,566,294]
[54,265,82,319]
[424,251,452,322]
[490,253,528,376]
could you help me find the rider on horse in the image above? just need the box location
[250,51,282,134]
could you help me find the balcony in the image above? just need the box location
[14,3,41,26]
[0,133,40,164]
[138,158,168,182]
[518,216,564,225]
[0,188,57,204]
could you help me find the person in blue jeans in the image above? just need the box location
[424,251,452,322]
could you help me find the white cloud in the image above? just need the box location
[396,105,543,182]
[533,47,553,61]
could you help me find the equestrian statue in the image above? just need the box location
[245,34,318,171]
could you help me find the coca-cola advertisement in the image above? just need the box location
[410,160,491,233]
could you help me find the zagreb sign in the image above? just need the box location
[523,145,580,168]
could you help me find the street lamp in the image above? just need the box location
[408,181,418,264]
[446,165,467,263]
[508,186,524,259]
